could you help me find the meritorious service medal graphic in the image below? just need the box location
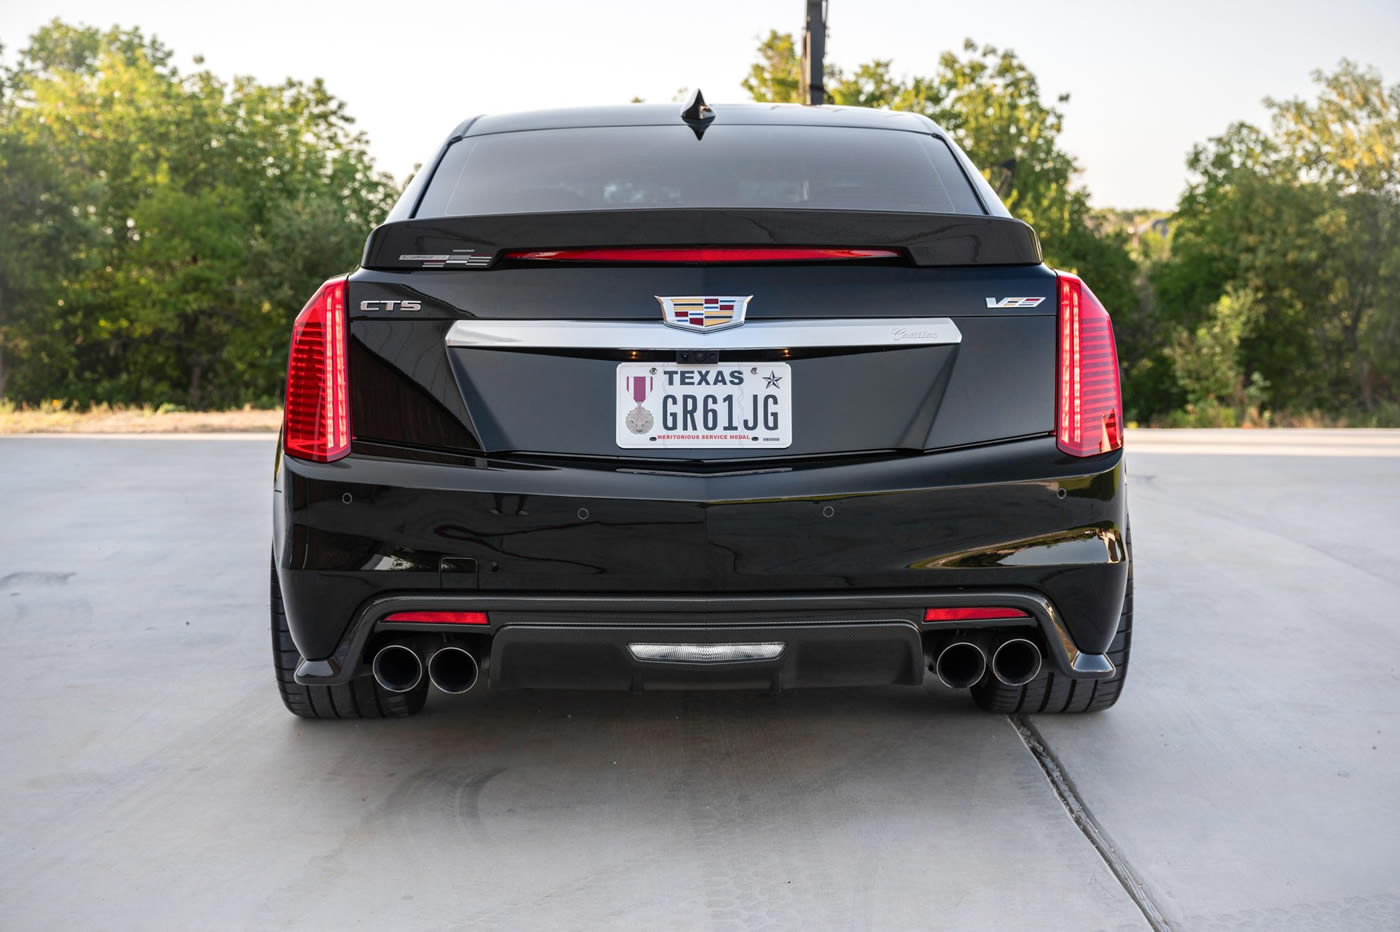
[624,375,655,434]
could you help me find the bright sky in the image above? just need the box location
[5,0,1399,209]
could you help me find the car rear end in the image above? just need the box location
[271,103,1130,715]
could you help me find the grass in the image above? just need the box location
[0,401,282,434]
[1144,402,1400,429]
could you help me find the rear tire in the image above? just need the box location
[972,549,1133,715]
[270,562,426,719]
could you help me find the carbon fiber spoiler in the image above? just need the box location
[360,209,1042,270]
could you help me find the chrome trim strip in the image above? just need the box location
[628,642,785,663]
[444,318,962,350]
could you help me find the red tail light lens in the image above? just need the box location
[284,276,350,463]
[503,247,901,263]
[923,607,1031,622]
[1055,271,1123,457]
[384,611,489,625]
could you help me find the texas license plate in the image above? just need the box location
[615,363,792,449]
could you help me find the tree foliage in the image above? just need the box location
[1151,61,1400,420]
[0,20,398,406]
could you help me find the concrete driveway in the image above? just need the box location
[2,430,1397,929]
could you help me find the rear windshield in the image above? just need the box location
[415,125,984,217]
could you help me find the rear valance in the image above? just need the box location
[360,209,1042,270]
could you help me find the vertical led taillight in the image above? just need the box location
[283,276,350,462]
[1056,271,1123,457]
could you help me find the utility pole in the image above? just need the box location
[801,0,826,105]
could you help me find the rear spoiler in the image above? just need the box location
[360,209,1042,270]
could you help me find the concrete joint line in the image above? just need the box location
[1008,714,1172,932]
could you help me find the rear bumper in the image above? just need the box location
[274,435,1128,687]
[292,589,1114,688]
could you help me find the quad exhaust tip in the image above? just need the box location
[991,638,1043,687]
[427,646,480,694]
[371,643,423,693]
[934,640,987,689]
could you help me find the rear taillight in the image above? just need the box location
[283,276,350,463]
[1055,271,1123,457]
[503,247,901,263]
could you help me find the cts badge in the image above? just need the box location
[359,299,421,312]
[656,295,751,332]
[985,296,1046,308]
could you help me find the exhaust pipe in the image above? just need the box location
[427,646,480,695]
[933,638,988,689]
[371,643,423,693]
[991,638,1043,687]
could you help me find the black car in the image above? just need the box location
[271,95,1132,719]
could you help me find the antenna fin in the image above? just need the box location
[680,89,715,138]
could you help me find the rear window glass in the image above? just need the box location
[415,125,984,217]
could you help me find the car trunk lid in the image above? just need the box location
[347,255,1057,460]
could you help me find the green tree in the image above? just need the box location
[741,30,803,104]
[1165,287,1269,420]
[0,20,398,407]
[1154,61,1400,418]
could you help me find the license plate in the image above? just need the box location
[615,363,792,449]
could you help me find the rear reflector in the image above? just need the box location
[1055,271,1124,457]
[283,276,350,463]
[384,610,489,625]
[923,607,1031,622]
[503,247,901,263]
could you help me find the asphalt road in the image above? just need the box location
[2,430,1398,930]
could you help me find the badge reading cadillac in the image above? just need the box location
[656,295,752,332]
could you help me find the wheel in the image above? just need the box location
[972,544,1133,715]
[270,561,427,719]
